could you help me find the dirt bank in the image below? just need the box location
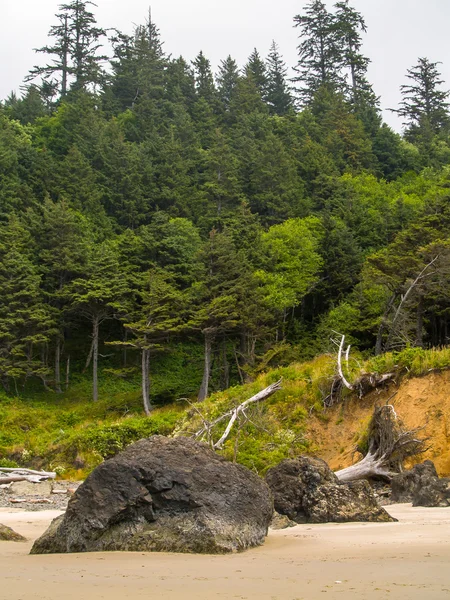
[311,371,450,476]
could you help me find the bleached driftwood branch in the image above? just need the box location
[0,468,56,484]
[193,379,283,449]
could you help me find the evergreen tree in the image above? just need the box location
[34,198,90,392]
[108,11,166,111]
[191,229,246,400]
[4,86,48,124]
[216,55,240,112]
[117,269,184,414]
[334,1,371,106]
[244,49,268,99]
[192,52,217,104]
[27,1,107,97]
[0,217,53,391]
[68,240,125,401]
[265,42,293,115]
[393,58,450,140]
[293,0,342,103]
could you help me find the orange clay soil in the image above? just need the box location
[310,370,450,476]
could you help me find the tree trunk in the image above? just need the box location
[335,452,394,483]
[141,345,152,416]
[92,315,99,402]
[221,339,230,390]
[65,356,70,391]
[55,338,62,394]
[334,405,428,483]
[198,331,214,402]
[375,293,397,356]
[416,296,424,348]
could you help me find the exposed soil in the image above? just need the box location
[310,371,450,476]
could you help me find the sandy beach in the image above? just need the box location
[1,504,449,600]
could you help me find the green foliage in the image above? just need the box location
[0,1,450,432]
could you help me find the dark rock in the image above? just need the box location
[265,456,394,524]
[391,461,450,507]
[414,477,450,507]
[31,436,273,555]
[0,523,26,542]
[391,460,439,503]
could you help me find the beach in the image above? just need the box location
[1,504,449,600]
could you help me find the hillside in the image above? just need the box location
[1,347,449,478]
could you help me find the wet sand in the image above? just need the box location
[1,504,449,600]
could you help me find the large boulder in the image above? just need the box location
[0,524,26,542]
[265,456,394,523]
[391,460,439,503]
[31,436,273,555]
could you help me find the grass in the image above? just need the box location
[1,346,449,477]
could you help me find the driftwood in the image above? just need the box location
[335,404,429,483]
[193,379,283,449]
[0,468,56,484]
[9,498,53,504]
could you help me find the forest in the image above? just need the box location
[1,0,450,419]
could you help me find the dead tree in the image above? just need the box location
[192,379,283,449]
[335,404,429,483]
[324,333,395,407]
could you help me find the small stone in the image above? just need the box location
[270,512,297,530]
[9,480,53,497]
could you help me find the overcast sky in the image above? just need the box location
[2,0,450,131]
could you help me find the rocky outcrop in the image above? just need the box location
[391,460,439,503]
[266,456,394,523]
[414,476,450,507]
[31,436,273,555]
[0,524,26,541]
[392,460,450,507]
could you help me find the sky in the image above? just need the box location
[1,0,450,131]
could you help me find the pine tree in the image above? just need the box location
[68,240,125,401]
[0,216,53,391]
[116,269,184,414]
[293,0,342,103]
[27,1,107,98]
[34,198,90,392]
[393,58,450,139]
[216,55,240,112]
[108,11,167,110]
[190,229,245,401]
[265,42,293,115]
[334,1,371,105]
[245,49,268,99]
[192,52,217,104]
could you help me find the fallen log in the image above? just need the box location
[9,498,53,504]
[193,379,283,449]
[0,468,56,484]
[0,468,56,477]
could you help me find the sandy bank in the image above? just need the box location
[1,504,449,600]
